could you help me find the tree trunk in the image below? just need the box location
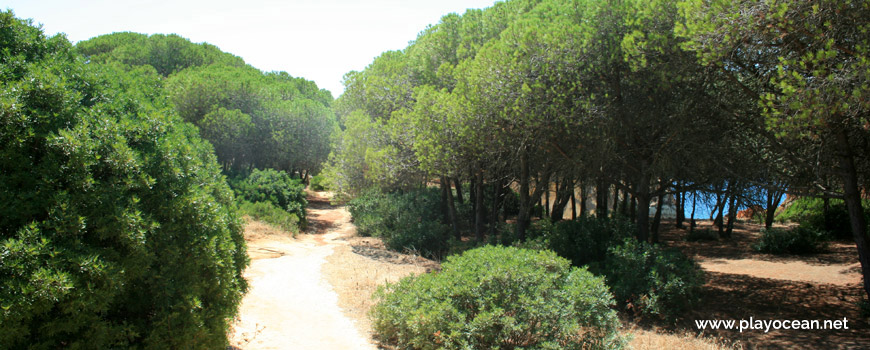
[764,188,782,229]
[442,176,460,240]
[440,178,449,224]
[571,188,577,220]
[474,172,485,242]
[675,184,685,228]
[517,151,531,242]
[713,189,726,236]
[690,191,697,232]
[636,173,651,242]
[724,193,738,239]
[835,129,870,302]
[580,183,587,217]
[544,181,551,218]
[651,191,664,243]
[596,177,609,219]
[630,192,636,222]
[551,178,573,222]
[612,185,619,213]
[454,177,464,204]
[489,181,501,237]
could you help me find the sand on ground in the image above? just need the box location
[229,203,377,350]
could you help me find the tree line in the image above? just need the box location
[324,0,870,300]
[77,32,337,178]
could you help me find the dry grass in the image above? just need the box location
[242,215,293,241]
[321,238,433,340]
[626,324,744,350]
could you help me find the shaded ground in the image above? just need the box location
[652,220,869,349]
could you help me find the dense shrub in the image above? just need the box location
[239,200,300,234]
[371,246,624,350]
[0,12,247,348]
[776,197,870,239]
[229,168,307,226]
[543,217,635,267]
[753,227,829,254]
[603,239,705,319]
[347,188,449,258]
[686,228,719,241]
[309,174,328,191]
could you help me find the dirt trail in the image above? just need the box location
[229,193,377,350]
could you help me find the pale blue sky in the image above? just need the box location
[3,0,498,97]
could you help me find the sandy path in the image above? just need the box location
[699,258,862,286]
[229,200,376,350]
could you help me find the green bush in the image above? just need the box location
[0,12,247,348]
[753,226,829,254]
[239,200,300,234]
[604,239,705,319]
[686,228,719,241]
[776,197,870,239]
[347,188,449,258]
[544,217,635,268]
[371,246,624,350]
[309,174,328,191]
[229,168,307,227]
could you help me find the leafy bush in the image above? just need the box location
[753,227,829,254]
[239,200,300,234]
[0,12,247,348]
[309,174,328,191]
[371,246,624,350]
[501,189,521,216]
[347,188,449,259]
[544,217,635,268]
[604,239,705,319]
[776,197,870,239]
[229,168,307,227]
[686,228,719,241]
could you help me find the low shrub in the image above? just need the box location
[309,174,327,191]
[604,239,705,319]
[371,246,625,350]
[543,217,635,267]
[776,197,869,239]
[239,200,300,234]
[753,226,829,254]
[686,228,719,242]
[347,188,449,259]
[229,168,307,227]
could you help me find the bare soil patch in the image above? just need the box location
[650,220,869,349]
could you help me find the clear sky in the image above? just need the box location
[3,0,499,97]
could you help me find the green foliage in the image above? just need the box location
[603,239,705,319]
[543,217,635,268]
[79,33,337,175]
[371,246,624,350]
[776,197,870,239]
[347,188,449,259]
[238,201,300,235]
[229,168,307,227]
[0,11,247,348]
[753,227,829,255]
[686,228,719,242]
[309,174,328,191]
[76,32,245,76]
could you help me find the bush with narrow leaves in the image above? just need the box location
[0,11,247,349]
[347,188,449,258]
[229,168,307,228]
[753,226,829,254]
[371,246,624,350]
[543,217,634,267]
[603,239,704,319]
